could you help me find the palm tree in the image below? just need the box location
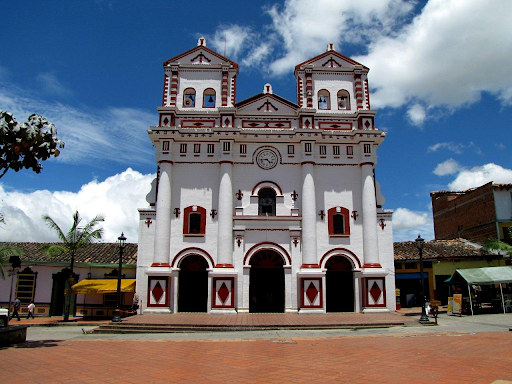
[42,211,105,321]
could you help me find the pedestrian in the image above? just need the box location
[11,297,21,321]
[132,292,139,314]
[27,301,36,319]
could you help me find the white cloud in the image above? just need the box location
[392,208,434,241]
[358,0,512,114]
[427,141,480,155]
[0,81,154,167]
[266,0,414,76]
[0,168,155,243]
[406,104,426,126]
[242,43,273,69]
[447,163,512,190]
[36,72,72,96]
[433,158,461,176]
[210,25,253,60]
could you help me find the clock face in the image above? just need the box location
[256,149,278,170]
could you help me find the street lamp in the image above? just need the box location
[415,234,430,323]
[112,233,127,323]
[7,255,21,323]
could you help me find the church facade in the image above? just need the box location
[136,38,395,314]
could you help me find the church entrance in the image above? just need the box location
[178,255,208,312]
[249,250,285,313]
[326,256,354,312]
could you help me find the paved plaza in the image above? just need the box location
[1,313,511,383]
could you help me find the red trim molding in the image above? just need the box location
[359,162,374,167]
[251,180,283,196]
[301,263,320,269]
[215,263,234,268]
[171,247,215,268]
[244,242,292,265]
[319,248,362,269]
[151,263,171,267]
[363,263,382,268]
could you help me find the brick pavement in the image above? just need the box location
[1,331,511,383]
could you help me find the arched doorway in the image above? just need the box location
[249,250,284,313]
[178,255,208,312]
[326,256,354,312]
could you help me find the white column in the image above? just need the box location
[153,161,172,266]
[217,161,234,267]
[301,162,317,266]
[361,163,380,267]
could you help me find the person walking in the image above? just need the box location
[132,292,139,314]
[27,301,36,319]
[11,297,21,321]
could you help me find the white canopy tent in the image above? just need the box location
[449,266,512,315]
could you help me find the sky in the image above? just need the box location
[1,0,512,244]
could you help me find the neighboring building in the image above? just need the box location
[393,239,508,306]
[0,242,137,317]
[431,182,512,244]
[137,38,395,314]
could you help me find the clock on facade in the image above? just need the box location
[256,149,278,170]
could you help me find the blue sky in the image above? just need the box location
[1,0,512,243]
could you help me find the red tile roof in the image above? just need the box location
[0,242,138,265]
[393,238,503,261]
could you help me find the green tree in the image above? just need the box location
[0,111,65,178]
[42,211,105,321]
[482,238,512,255]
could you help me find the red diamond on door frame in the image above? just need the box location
[370,281,382,303]
[218,282,230,304]
[152,281,164,303]
[306,282,319,304]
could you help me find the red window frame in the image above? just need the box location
[183,206,206,236]
[327,206,350,236]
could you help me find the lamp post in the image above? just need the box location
[415,234,430,323]
[7,256,21,323]
[112,233,126,323]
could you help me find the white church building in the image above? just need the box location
[136,38,395,314]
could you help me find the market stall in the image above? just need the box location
[449,267,512,315]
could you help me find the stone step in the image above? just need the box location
[92,321,404,334]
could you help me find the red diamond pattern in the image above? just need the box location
[218,282,230,304]
[369,281,382,304]
[306,282,319,304]
[152,281,164,303]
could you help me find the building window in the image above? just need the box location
[337,90,350,110]
[318,89,330,110]
[207,144,214,154]
[405,263,417,269]
[364,144,371,154]
[288,145,294,155]
[223,142,231,152]
[347,146,353,155]
[162,141,170,151]
[258,188,276,216]
[180,144,187,153]
[240,144,247,154]
[305,143,312,153]
[394,262,402,270]
[183,206,206,235]
[319,145,326,155]
[183,88,196,107]
[194,144,201,154]
[203,88,216,108]
[327,207,350,236]
[333,146,340,155]
[16,267,37,304]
